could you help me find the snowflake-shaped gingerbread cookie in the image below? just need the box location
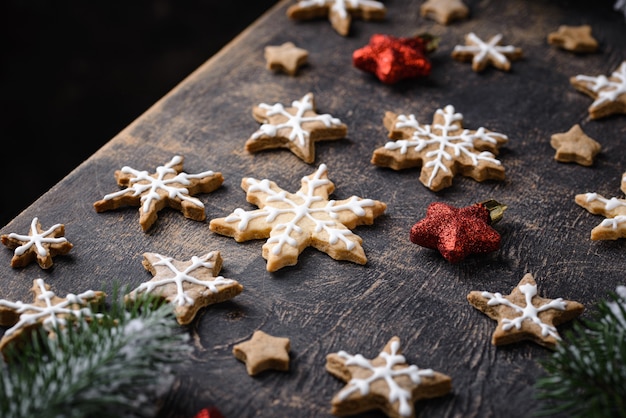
[125,251,243,325]
[570,61,626,119]
[245,93,347,164]
[451,32,522,72]
[467,273,584,349]
[209,164,386,272]
[1,217,73,269]
[93,155,224,231]
[0,278,105,353]
[326,336,452,418]
[575,171,626,240]
[371,105,508,191]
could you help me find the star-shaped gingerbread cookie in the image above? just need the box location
[575,171,626,240]
[1,217,73,269]
[209,164,386,272]
[550,124,601,166]
[286,0,386,36]
[467,273,584,349]
[233,330,291,376]
[0,278,105,354]
[451,32,522,72]
[93,155,223,232]
[570,61,626,119]
[371,105,508,191]
[125,251,243,325]
[245,93,348,164]
[264,42,309,76]
[547,24,598,53]
[420,0,469,25]
[326,336,452,418]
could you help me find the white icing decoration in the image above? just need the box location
[101,155,214,213]
[294,0,385,19]
[224,164,376,255]
[8,217,68,257]
[575,61,626,110]
[336,339,433,417]
[133,252,235,306]
[452,33,519,67]
[0,279,101,337]
[251,94,344,147]
[481,283,567,340]
[383,105,507,188]
[582,172,626,232]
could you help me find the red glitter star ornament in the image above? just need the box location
[410,200,507,263]
[193,407,224,418]
[353,33,436,84]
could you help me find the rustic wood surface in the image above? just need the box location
[1,0,625,417]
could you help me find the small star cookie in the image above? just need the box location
[93,155,224,232]
[326,336,452,418]
[245,93,348,164]
[451,32,522,72]
[209,164,386,272]
[420,0,469,25]
[547,24,598,53]
[550,124,601,166]
[264,42,309,76]
[286,0,386,37]
[125,251,243,325]
[467,273,585,350]
[233,330,291,376]
[575,171,626,240]
[1,217,73,269]
[570,61,626,119]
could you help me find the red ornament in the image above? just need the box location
[410,200,506,263]
[193,407,224,418]
[353,34,433,84]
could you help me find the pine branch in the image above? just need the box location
[0,291,191,418]
[535,286,626,418]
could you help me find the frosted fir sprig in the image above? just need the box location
[0,292,191,418]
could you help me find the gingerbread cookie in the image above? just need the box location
[575,171,626,240]
[93,155,224,232]
[125,251,242,325]
[467,273,584,349]
[547,24,598,53]
[371,105,508,191]
[550,124,601,166]
[1,217,73,269]
[570,61,626,119]
[420,0,469,25]
[286,0,386,37]
[209,164,386,272]
[0,278,105,354]
[326,336,452,418]
[245,93,347,164]
[233,330,291,376]
[451,32,522,72]
[264,42,309,76]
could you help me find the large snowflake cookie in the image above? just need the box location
[570,61,626,119]
[467,273,584,349]
[575,171,626,240]
[451,32,522,72]
[371,105,508,191]
[325,336,452,418]
[0,278,105,354]
[245,93,348,164]
[1,217,73,269]
[93,155,224,232]
[209,164,387,272]
[286,0,387,37]
[125,251,243,325]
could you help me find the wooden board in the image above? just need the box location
[1,0,625,417]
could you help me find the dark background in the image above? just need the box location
[0,0,278,227]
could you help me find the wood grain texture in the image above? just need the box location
[1,0,625,417]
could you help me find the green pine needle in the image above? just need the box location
[0,290,191,418]
[535,286,626,418]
